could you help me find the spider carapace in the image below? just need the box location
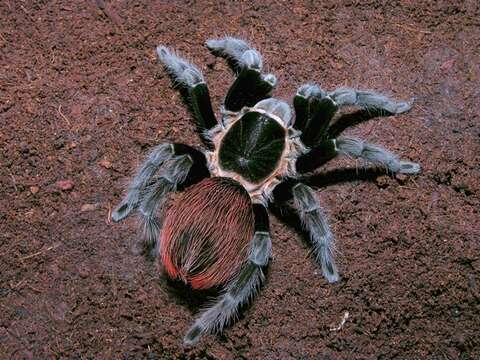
[218,110,286,184]
[111,37,420,345]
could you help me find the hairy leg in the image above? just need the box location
[183,204,271,345]
[293,84,324,132]
[206,37,263,70]
[112,143,209,255]
[206,37,277,112]
[292,183,340,283]
[156,46,217,130]
[137,155,193,256]
[329,88,412,114]
[335,137,421,174]
[112,143,177,222]
[296,135,421,174]
[293,84,338,146]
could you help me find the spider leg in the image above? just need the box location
[296,137,420,174]
[328,88,412,114]
[334,137,421,174]
[206,37,277,112]
[156,46,218,131]
[183,204,271,345]
[112,143,176,222]
[292,183,340,283]
[112,144,209,255]
[293,84,338,146]
[295,139,337,173]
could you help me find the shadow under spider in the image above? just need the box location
[303,166,388,188]
[158,260,271,318]
[162,275,221,312]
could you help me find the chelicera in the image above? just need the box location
[112,37,420,345]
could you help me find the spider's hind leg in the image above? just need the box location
[206,37,277,112]
[112,143,176,223]
[183,204,272,345]
[292,183,340,283]
[156,46,218,132]
[112,144,210,256]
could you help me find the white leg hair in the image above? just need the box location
[296,83,325,99]
[329,88,412,114]
[254,98,292,127]
[183,231,272,345]
[335,137,421,174]
[112,143,176,222]
[112,143,194,255]
[292,183,340,283]
[206,37,263,70]
[156,46,204,87]
[137,155,193,255]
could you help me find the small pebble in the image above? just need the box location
[30,186,40,194]
[56,180,74,191]
[99,159,113,169]
[81,203,98,212]
[78,269,89,279]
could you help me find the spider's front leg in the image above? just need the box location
[206,37,277,112]
[292,183,340,283]
[156,46,218,131]
[293,84,338,147]
[184,204,272,345]
[112,143,209,255]
[293,84,420,174]
[329,87,412,114]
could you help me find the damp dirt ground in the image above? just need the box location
[1,1,479,359]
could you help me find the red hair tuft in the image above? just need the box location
[160,177,254,289]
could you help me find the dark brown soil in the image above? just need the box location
[1,1,479,359]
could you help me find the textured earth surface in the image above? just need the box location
[1,1,479,359]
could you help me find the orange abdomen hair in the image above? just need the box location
[160,177,254,289]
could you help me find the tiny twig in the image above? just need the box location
[26,284,44,293]
[12,279,26,290]
[9,172,18,191]
[394,23,432,34]
[57,105,71,126]
[330,311,349,331]
[20,244,60,261]
[106,203,112,225]
[306,23,316,56]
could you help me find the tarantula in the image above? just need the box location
[112,37,420,345]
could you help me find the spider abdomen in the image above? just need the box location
[160,177,254,289]
[218,111,286,184]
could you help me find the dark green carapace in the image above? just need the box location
[219,111,286,183]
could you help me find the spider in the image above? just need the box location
[111,37,420,345]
